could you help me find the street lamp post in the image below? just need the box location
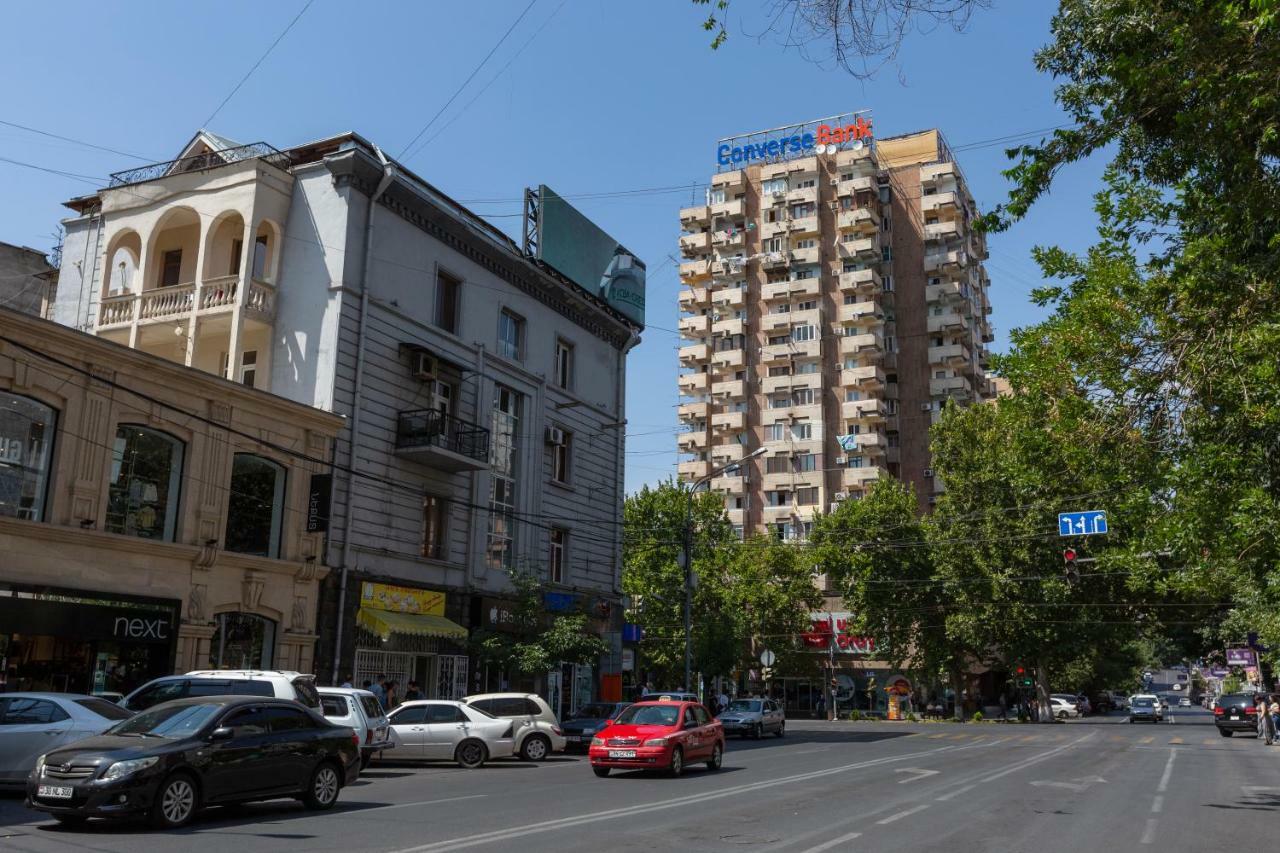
[684,446,768,694]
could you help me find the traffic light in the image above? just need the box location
[1063,548,1080,585]
[1014,665,1033,688]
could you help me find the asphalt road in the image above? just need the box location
[3,706,1278,852]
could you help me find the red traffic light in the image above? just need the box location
[1015,666,1025,675]
[1063,548,1077,563]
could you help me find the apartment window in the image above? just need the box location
[487,385,521,571]
[883,275,894,292]
[241,351,257,388]
[225,454,285,558]
[422,495,447,560]
[766,490,790,507]
[792,388,815,406]
[771,304,792,315]
[796,487,819,506]
[768,334,789,346]
[882,247,892,262]
[845,390,862,402]
[849,456,864,468]
[763,178,788,195]
[795,300,817,311]
[791,422,813,440]
[106,426,184,541]
[765,423,785,442]
[160,250,182,287]
[554,339,574,389]
[923,186,937,196]
[435,270,461,334]
[764,237,783,253]
[709,188,726,204]
[796,454,818,472]
[768,366,791,377]
[549,528,567,583]
[794,267,817,279]
[879,186,891,204]
[766,456,789,474]
[795,361,819,375]
[770,396,790,409]
[497,310,524,360]
[230,239,243,276]
[936,370,947,379]
[792,325,816,343]
[844,294,858,305]
[0,391,55,522]
[791,203,815,218]
[252,235,269,280]
[551,430,572,484]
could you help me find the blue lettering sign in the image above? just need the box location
[717,144,731,166]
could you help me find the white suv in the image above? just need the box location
[318,687,394,769]
[122,670,321,712]
[463,692,566,760]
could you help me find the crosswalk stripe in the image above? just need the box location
[1111,736,1127,743]
[1203,738,1217,746]
[1021,735,1039,742]
[1140,736,1154,744]
[1169,737,1183,744]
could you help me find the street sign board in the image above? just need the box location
[1058,511,1108,536]
[1226,648,1257,668]
[759,649,776,667]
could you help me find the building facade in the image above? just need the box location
[0,306,341,696]
[0,241,57,319]
[48,131,638,712]
[676,121,994,540]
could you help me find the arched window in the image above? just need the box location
[106,425,184,541]
[225,453,286,558]
[209,612,277,669]
[0,392,56,522]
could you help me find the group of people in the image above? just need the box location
[1256,693,1280,744]
[339,673,424,711]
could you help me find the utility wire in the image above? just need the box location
[0,118,155,161]
[202,0,315,127]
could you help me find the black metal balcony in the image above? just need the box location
[108,143,291,188]
[395,409,490,472]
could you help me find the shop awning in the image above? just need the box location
[356,607,467,641]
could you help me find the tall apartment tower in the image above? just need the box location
[676,119,994,538]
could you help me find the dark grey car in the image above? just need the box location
[560,703,630,751]
[717,698,785,739]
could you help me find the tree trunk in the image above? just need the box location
[949,666,965,721]
[1035,662,1054,723]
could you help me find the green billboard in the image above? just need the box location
[533,185,646,327]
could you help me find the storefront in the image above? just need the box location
[351,582,470,699]
[0,583,179,696]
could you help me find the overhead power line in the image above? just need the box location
[0,118,155,161]
[202,0,316,127]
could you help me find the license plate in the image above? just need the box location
[38,785,73,799]
[1230,712,1239,719]
[608,749,636,759]
[565,735,581,742]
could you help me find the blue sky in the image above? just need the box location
[0,0,1105,494]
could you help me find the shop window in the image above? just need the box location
[225,454,286,558]
[0,391,56,522]
[210,612,276,670]
[106,425,184,541]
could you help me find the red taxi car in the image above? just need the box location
[587,700,724,777]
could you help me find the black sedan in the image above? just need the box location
[26,696,359,829]
[560,703,630,751]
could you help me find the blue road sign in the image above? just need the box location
[1058,511,1108,536]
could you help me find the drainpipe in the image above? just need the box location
[331,145,395,684]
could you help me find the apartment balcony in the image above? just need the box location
[762,339,821,363]
[838,332,883,356]
[847,432,887,454]
[678,314,711,337]
[841,398,887,423]
[712,228,745,249]
[677,400,710,421]
[678,343,711,365]
[709,286,746,310]
[761,374,801,395]
[760,251,790,271]
[761,470,799,492]
[677,373,710,394]
[836,300,882,325]
[920,161,957,185]
[679,232,712,256]
[789,246,820,265]
[785,186,819,205]
[678,460,711,482]
[710,198,745,219]
[709,473,749,496]
[838,268,882,294]
[841,466,884,489]
[924,220,963,242]
[710,443,747,464]
[924,249,968,273]
[678,286,708,311]
[930,375,974,398]
[712,411,746,431]
[837,207,879,233]
[837,238,879,262]
[680,204,711,227]
[98,273,277,332]
[925,280,968,305]
[711,379,748,402]
[762,278,820,301]
[710,348,745,369]
[926,313,969,334]
[725,508,746,527]
[677,432,709,453]
[712,170,745,193]
[928,343,971,366]
[680,258,711,281]
[712,316,746,337]
[789,216,820,237]
[921,191,959,216]
[837,174,876,197]
[835,146,875,169]
[711,256,749,278]
[394,410,490,472]
[841,365,885,389]
[760,220,790,240]
[761,504,798,525]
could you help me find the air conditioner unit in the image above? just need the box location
[920,403,933,411]
[836,456,847,466]
[833,491,849,501]
[411,351,437,381]
[829,178,840,187]
[924,468,935,478]
[545,426,566,446]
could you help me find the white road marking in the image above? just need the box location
[798,830,863,853]
[387,741,983,853]
[895,768,941,783]
[1030,775,1107,792]
[935,783,976,802]
[875,804,929,825]
[361,795,489,813]
[1157,749,1177,793]
[973,733,1097,784]
[1151,795,1163,813]
[1140,817,1158,844]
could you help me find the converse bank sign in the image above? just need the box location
[716,114,873,167]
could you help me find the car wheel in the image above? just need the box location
[303,762,342,810]
[520,733,551,762]
[668,746,684,777]
[1056,711,1067,720]
[455,739,488,769]
[52,814,88,827]
[592,766,610,778]
[707,742,723,771]
[775,722,785,738]
[1219,728,1233,738]
[753,723,763,739]
[150,772,199,829]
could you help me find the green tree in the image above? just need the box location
[470,570,608,676]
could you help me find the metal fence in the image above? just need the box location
[108,142,290,188]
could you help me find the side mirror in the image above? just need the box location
[684,718,699,729]
[602,719,612,727]
[208,726,234,742]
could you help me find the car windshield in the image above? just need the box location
[574,703,618,719]
[615,705,680,727]
[109,702,222,738]
[727,700,762,713]
[1133,698,1154,707]
[74,698,132,720]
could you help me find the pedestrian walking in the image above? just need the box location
[717,689,729,715]
[1256,694,1273,744]
[369,674,387,709]
[385,680,399,710]
[815,693,826,720]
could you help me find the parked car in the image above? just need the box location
[561,703,631,752]
[121,671,321,713]
[716,698,786,739]
[384,700,514,768]
[0,694,133,787]
[317,687,393,768]
[588,700,724,777]
[92,692,125,705]
[25,696,359,828]
[463,693,565,761]
[1049,697,1079,719]
[1213,693,1260,737]
[1109,692,1130,711]
[1129,696,1161,723]
[1076,695,1092,715]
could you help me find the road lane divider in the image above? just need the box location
[875,804,929,825]
[799,830,863,853]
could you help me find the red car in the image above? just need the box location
[588,700,724,777]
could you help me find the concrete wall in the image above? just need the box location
[0,243,54,318]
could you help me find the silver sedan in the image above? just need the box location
[384,700,516,768]
[0,693,133,786]
[717,698,786,738]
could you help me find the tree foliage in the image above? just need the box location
[471,570,608,675]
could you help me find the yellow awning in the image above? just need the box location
[357,607,468,641]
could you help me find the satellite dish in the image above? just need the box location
[852,139,865,151]
[814,144,828,155]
